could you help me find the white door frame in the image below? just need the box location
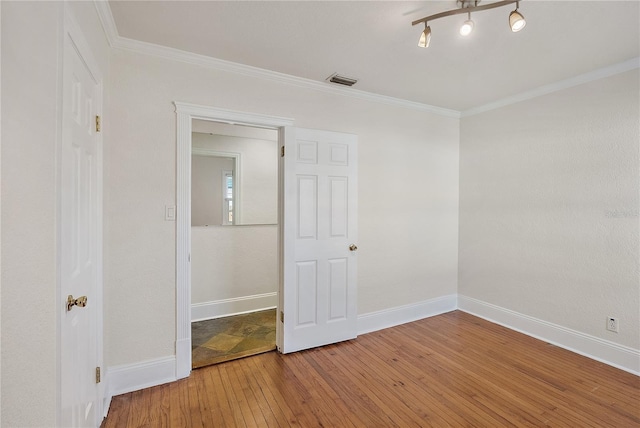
[174,102,293,378]
[58,7,105,425]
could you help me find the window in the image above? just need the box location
[222,170,234,225]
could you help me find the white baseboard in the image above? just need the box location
[357,294,457,335]
[175,337,192,380]
[102,395,112,419]
[458,295,640,375]
[192,292,278,322]
[101,295,456,414]
[102,293,637,409]
[106,356,177,398]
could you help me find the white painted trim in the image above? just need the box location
[357,294,457,335]
[94,1,637,120]
[120,37,460,118]
[99,295,637,401]
[102,297,453,400]
[174,102,294,381]
[175,338,191,381]
[92,2,458,118]
[93,1,119,47]
[192,292,278,322]
[106,356,176,398]
[176,102,294,129]
[462,57,640,117]
[458,295,640,376]
[192,148,241,158]
[102,395,111,419]
[175,107,192,381]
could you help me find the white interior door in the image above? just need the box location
[280,127,358,353]
[60,18,103,427]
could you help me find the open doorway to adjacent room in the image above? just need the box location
[190,120,279,368]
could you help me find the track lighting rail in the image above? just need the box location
[412,0,518,27]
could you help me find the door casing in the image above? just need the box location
[174,103,293,378]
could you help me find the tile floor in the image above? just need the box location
[191,309,276,369]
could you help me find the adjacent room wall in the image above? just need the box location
[191,131,279,319]
[191,154,234,226]
[459,69,640,350]
[191,225,278,320]
[192,132,279,225]
[105,48,460,368]
[1,2,110,426]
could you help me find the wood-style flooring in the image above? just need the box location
[103,311,640,427]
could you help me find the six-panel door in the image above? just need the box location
[281,127,358,353]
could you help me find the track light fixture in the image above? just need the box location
[460,12,474,36]
[412,0,527,48]
[418,23,432,48]
[509,2,526,32]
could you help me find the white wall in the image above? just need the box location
[1,3,58,424]
[1,2,109,426]
[192,132,279,225]
[191,132,279,317]
[0,2,3,423]
[459,69,640,350]
[191,154,234,226]
[191,225,278,312]
[105,48,460,367]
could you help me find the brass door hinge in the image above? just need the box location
[96,115,101,133]
[95,367,101,384]
[280,311,284,323]
[280,146,285,157]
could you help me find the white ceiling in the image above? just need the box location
[108,1,640,112]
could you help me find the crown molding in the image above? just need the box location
[93,1,460,118]
[461,57,640,117]
[94,1,637,121]
[94,1,119,47]
[115,36,461,118]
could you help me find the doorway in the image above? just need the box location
[174,104,359,379]
[190,120,279,368]
[173,103,294,379]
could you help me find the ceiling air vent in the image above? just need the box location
[327,73,358,87]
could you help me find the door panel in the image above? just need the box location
[330,177,348,237]
[328,258,348,320]
[297,176,318,239]
[281,127,357,353]
[60,23,102,427]
[296,261,318,326]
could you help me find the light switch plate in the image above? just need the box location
[165,205,176,221]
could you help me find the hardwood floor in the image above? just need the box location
[103,311,640,427]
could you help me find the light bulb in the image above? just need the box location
[460,19,474,36]
[418,25,432,48]
[509,9,526,32]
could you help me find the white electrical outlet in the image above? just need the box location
[606,317,619,333]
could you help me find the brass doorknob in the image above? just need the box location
[67,295,88,312]
[349,244,358,252]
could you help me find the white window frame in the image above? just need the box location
[192,148,241,225]
[221,169,234,225]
